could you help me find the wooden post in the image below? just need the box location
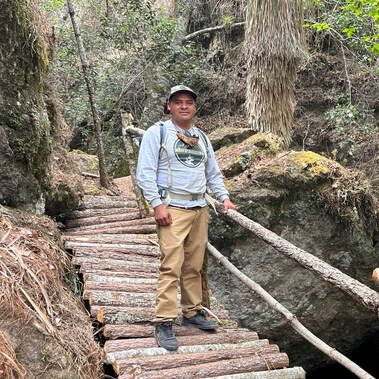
[120,114,149,218]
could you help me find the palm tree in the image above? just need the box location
[245,0,306,145]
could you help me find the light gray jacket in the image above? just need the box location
[136,119,229,208]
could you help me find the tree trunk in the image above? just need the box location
[66,0,110,188]
[116,346,281,375]
[105,329,259,352]
[245,0,305,145]
[118,354,289,379]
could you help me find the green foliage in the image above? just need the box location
[49,0,209,127]
[304,0,379,60]
[325,104,376,159]
[44,0,211,173]
[41,0,65,12]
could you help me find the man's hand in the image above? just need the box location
[223,198,236,213]
[154,204,172,226]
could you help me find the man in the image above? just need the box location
[136,84,235,351]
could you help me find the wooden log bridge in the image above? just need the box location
[62,191,305,379]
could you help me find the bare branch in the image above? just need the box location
[207,243,375,379]
[66,0,110,188]
[216,203,379,316]
[183,22,245,42]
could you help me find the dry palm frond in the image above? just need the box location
[0,330,26,379]
[245,0,307,145]
[0,214,101,378]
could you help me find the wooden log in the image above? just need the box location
[116,345,280,375]
[83,195,136,202]
[82,195,136,208]
[82,269,158,279]
[79,260,158,273]
[103,324,245,339]
[64,224,157,236]
[221,207,379,316]
[210,367,306,379]
[106,339,269,362]
[208,243,376,379]
[59,207,139,220]
[94,306,229,325]
[74,250,159,263]
[81,267,158,278]
[92,306,156,324]
[68,243,160,256]
[118,353,289,379]
[72,256,158,271]
[63,233,158,245]
[84,281,156,293]
[80,200,136,210]
[80,265,158,278]
[64,211,141,228]
[105,329,259,352]
[83,273,157,284]
[85,290,157,307]
[64,217,155,232]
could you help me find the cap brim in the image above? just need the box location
[169,90,197,100]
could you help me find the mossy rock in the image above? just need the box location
[208,127,256,151]
[227,149,378,231]
[216,132,284,177]
[68,150,99,175]
[83,185,102,196]
[0,1,53,207]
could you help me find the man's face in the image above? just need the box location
[168,92,196,123]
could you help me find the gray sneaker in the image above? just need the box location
[182,311,218,330]
[155,322,179,351]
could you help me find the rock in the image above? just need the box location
[0,1,53,208]
[68,150,99,175]
[208,127,257,151]
[216,132,284,177]
[209,135,379,370]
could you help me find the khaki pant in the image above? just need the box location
[155,206,208,322]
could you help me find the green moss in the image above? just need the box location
[217,132,284,177]
[0,1,52,204]
[287,151,331,177]
[83,185,102,196]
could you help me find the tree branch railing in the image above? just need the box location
[121,118,148,218]
[207,243,375,379]
[182,21,245,42]
[211,200,379,317]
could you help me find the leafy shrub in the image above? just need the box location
[304,0,379,61]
